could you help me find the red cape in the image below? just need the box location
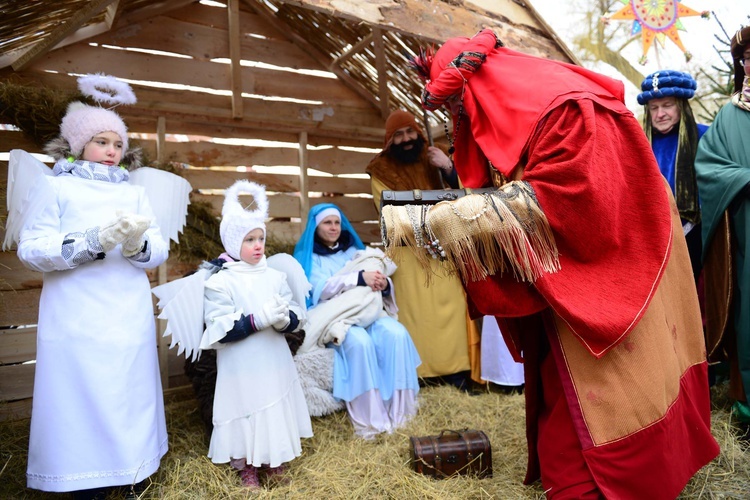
[428,31,672,357]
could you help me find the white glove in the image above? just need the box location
[271,295,292,331]
[98,217,131,253]
[119,212,152,257]
[98,211,151,254]
[255,294,289,331]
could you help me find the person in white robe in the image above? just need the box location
[200,180,312,488]
[15,75,169,498]
[480,316,524,391]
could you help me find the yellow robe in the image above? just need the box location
[371,177,472,378]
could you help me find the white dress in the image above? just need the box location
[17,173,169,492]
[480,316,525,387]
[201,259,313,467]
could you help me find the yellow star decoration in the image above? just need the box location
[605,0,709,64]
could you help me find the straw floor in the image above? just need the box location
[1,382,748,499]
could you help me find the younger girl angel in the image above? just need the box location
[200,180,313,488]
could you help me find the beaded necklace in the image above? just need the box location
[443,106,463,157]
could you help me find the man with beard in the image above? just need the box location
[366,110,476,389]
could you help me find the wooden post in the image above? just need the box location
[298,131,309,235]
[155,115,169,389]
[156,116,166,163]
[228,0,244,119]
[373,28,390,119]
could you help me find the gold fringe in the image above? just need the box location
[381,181,560,283]
[382,203,436,284]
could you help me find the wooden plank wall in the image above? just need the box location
[0,137,383,420]
[0,1,390,420]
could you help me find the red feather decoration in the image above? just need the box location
[409,46,435,82]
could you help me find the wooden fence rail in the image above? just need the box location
[0,116,383,420]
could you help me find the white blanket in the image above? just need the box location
[299,247,397,353]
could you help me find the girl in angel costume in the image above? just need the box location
[293,204,421,440]
[198,180,312,488]
[8,74,191,498]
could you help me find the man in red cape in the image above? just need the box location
[414,29,718,499]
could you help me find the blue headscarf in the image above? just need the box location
[293,203,365,282]
[637,70,697,105]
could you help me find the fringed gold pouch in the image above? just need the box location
[381,181,559,283]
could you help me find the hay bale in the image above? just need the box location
[2,382,748,499]
[0,79,77,147]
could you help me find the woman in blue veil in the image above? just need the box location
[293,203,421,439]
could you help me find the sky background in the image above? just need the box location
[528,0,749,112]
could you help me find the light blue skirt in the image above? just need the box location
[331,316,421,402]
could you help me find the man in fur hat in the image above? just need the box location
[366,110,479,388]
[695,25,750,431]
[408,28,718,499]
[638,70,709,281]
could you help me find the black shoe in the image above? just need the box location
[71,487,109,500]
[124,479,150,499]
[490,383,524,395]
[441,371,470,391]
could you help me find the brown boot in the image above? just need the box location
[262,464,289,485]
[238,465,260,488]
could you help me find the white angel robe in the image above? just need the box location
[17,174,169,492]
[480,316,524,387]
[201,259,313,467]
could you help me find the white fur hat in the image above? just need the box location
[60,102,129,157]
[60,74,137,157]
[220,180,269,260]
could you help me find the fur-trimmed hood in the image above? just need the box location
[43,136,143,170]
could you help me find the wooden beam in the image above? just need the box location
[0,1,124,70]
[156,116,167,163]
[0,328,36,365]
[272,0,575,62]
[11,0,118,71]
[104,0,122,28]
[241,0,384,114]
[241,0,328,63]
[372,28,389,119]
[116,0,199,25]
[228,0,244,119]
[330,66,381,111]
[298,131,309,229]
[329,33,373,69]
[520,0,582,66]
[153,113,169,388]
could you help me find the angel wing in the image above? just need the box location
[128,167,192,244]
[267,252,312,314]
[3,150,55,251]
[152,267,214,361]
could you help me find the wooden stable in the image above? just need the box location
[0,0,576,421]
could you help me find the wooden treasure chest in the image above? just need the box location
[409,429,492,479]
